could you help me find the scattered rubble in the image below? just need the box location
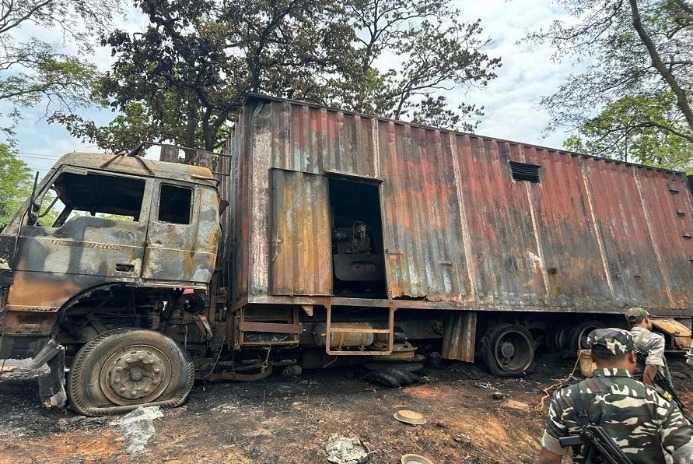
[325,435,369,464]
[112,406,163,455]
[0,359,47,381]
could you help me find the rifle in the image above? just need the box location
[559,425,635,464]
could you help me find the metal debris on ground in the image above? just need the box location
[491,391,506,400]
[112,406,163,455]
[400,454,434,464]
[393,409,426,426]
[325,435,369,464]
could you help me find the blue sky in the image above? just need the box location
[13,0,576,176]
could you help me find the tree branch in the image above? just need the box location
[628,0,693,134]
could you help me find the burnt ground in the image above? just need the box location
[1,354,692,464]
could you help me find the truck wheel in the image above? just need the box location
[481,324,535,377]
[68,329,194,416]
[569,320,605,353]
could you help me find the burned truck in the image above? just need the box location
[1,94,692,415]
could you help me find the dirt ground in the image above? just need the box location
[1,354,691,464]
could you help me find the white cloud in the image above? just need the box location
[456,0,575,148]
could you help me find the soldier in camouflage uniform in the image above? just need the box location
[625,306,668,386]
[537,328,693,464]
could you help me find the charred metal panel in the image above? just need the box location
[634,170,693,308]
[583,161,672,307]
[379,123,470,302]
[16,219,148,279]
[5,271,115,312]
[59,152,217,187]
[3,155,219,315]
[269,101,377,178]
[441,311,477,361]
[519,145,613,307]
[270,169,332,295]
[248,103,274,296]
[143,183,220,284]
[230,96,693,315]
[225,116,251,304]
[454,136,543,305]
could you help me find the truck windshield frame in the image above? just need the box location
[32,170,147,228]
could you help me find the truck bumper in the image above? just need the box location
[32,339,67,408]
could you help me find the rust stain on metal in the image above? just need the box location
[441,312,477,362]
[226,96,693,315]
[1,153,221,346]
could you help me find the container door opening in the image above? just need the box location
[328,177,386,298]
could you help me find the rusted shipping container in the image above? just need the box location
[226,95,693,316]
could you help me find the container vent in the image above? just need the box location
[509,161,541,183]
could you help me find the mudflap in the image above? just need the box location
[34,341,67,409]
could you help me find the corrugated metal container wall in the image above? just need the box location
[227,97,693,314]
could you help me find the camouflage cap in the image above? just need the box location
[586,328,634,357]
[625,307,650,323]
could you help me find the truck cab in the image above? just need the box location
[0,151,221,413]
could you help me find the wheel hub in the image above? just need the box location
[101,346,170,404]
[493,329,533,372]
[500,341,516,359]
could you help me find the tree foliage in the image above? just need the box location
[0,0,122,138]
[58,0,500,152]
[335,0,500,128]
[564,92,693,171]
[529,0,693,146]
[0,143,31,229]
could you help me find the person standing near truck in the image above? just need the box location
[537,329,693,464]
[625,307,667,386]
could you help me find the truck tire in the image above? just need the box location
[68,329,194,416]
[568,320,606,353]
[481,324,535,377]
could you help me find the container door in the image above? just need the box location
[270,169,332,296]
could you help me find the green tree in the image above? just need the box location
[337,0,500,129]
[57,0,500,152]
[528,0,693,143]
[55,0,356,153]
[0,144,32,229]
[564,92,693,171]
[0,0,122,138]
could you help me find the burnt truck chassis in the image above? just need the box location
[0,135,692,414]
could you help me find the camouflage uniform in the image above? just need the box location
[541,328,693,463]
[626,307,667,380]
